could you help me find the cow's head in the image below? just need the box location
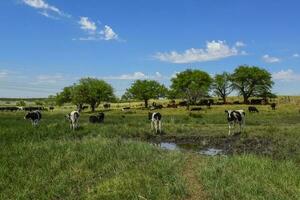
[24,112,33,120]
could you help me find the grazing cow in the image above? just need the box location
[24,110,42,126]
[122,107,131,111]
[271,103,276,110]
[66,111,80,130]
[225,110,246,135]
[49,106,54,111]
[178,101,188,107]
[103,103,111,109]
[167,104,178,108]
[248,106,259,113]
[89,112,105,123]
[190,107,202,111]
[148,112,162,133]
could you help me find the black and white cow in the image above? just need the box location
[89,112,105,123]
[148,112,162,133]
[66,111,80,130]
[225,110,246,135]
[248,106,259,113]
[24,110,42,126]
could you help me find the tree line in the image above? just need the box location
[56,65,275,111]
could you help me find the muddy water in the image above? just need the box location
[157,142,223,156]
[151,134,274,157]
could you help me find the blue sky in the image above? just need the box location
[1,0,300,97]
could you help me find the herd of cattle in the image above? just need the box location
[18,101,278,135]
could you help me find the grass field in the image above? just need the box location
[1,102,300,199]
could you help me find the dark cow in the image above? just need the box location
[0,106,19,112]
[89,112,105,123]
[225,110,246,135]
[49,106,54,111]
[271,103,276,110]
[248,106,259,113]
[148,112,162,133]
[103,103,111,109]
[150,104,163,110]
[251,99,264,105]
[178,101,188,107]
[122,107,131,111]
[167,104,178,108]
[190,107,202,111]
[24,110,42,126]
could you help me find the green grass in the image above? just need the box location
[1,102,300,199]
[198,155,300,200]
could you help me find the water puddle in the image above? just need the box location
[199,148,223,156]
[156,142,223,156]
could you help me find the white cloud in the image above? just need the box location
[154,40,245,64]
[100,25,119,41]
[22,0,70,18]
[76,18,120,41]
[273,69,300,81]
[78,17,97,33]
[34,74,65,84]
[0,70,8,78]
[235,41,246,47]
[102,72,165,80]
[292,53,299,58]
[262,54,281,63]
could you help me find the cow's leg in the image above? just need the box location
[151,121,154,131]
[228,123,232,136]
[155,121,159,133]
[158,121,162,133]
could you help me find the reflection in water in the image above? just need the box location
[156,142,223,156]
[199,148,223,156]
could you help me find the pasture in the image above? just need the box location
[1,101,300,199]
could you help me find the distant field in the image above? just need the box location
[1,99,300,199]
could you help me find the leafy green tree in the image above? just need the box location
[170,69,212,108]
[56,78,115,112]
[56,86,73,106]
[231,65,273,104]
[76,78,115,112]
[16,100,26,107]
[125,80,167,108]
[212,72,233,104]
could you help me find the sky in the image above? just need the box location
[1,0,300,98]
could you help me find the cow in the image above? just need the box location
[190,107,202,111]
[148,112,162,134]
[122,107,131,111]
[167,104,178,108]
[89,112,105,123]
[66,111,80,130]
[24,110,42,126]
[225,110,246,136]
[49,106,54,111]
[103,103,111,109]
[248,106,259,113]
[271,103,276,110]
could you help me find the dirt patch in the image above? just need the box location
[183,154,207,200]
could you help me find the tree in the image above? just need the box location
[56,86,73,106]
[77,78,114,112]
[231,65,273,104]
[212,72,233,104]
[56,78,115,112]
[170,69,212,108]
[16,100,26,107]
[125,80,167,108]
